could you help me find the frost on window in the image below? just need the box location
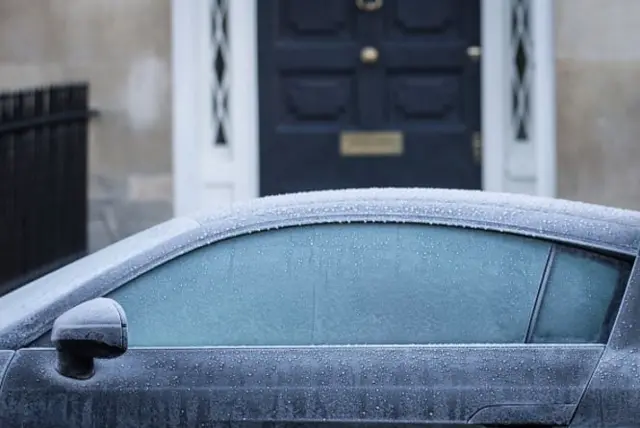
[106,223,551,347]
[511,0,532,142]
[211,0,230,146]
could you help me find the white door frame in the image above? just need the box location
[532,0,557,197]
[171,0,200,216]
[171,0,556,216]
[171,0,258,216]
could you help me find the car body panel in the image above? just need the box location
[468,404,577,426]
[0,345,604,427]
[2,188,640,351]
[570,253,640,427]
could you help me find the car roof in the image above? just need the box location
[1,187,640,349]
[190,188,640,255]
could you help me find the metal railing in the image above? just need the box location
[0,83,96,296]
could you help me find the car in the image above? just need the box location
[1,187,640,427]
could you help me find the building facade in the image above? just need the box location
[0,0,638,252]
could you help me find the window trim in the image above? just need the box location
[26,224,633,348]
[525,245,556,342]
[524,243,632,345]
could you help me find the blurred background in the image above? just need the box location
[1,0,639,290]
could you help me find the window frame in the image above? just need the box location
[525,243,631,344]
[26,223,634,348]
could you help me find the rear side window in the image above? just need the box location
[105,223,551,347]
[530,247,630,344]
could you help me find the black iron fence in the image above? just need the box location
[0,83,96,296]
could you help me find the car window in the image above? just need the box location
[102,223,551,347]
[531,247,630,344]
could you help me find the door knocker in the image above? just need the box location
[356,0,383,12]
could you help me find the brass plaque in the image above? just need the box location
[339,131,404,157]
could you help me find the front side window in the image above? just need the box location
[105,223,552,346]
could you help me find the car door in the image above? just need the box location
[0,222,631,427]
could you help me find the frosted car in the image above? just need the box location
[1,188,640,427]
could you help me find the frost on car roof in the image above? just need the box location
[191,187,640,256]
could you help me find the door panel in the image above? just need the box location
[259,0,481,196]
[570,252,640,427]
[0,346,602,427]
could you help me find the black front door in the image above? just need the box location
[258,0,481,196]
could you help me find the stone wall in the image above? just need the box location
[0,0,174,252]
[556,0,640,210]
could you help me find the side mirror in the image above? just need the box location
[51,297,128,380]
